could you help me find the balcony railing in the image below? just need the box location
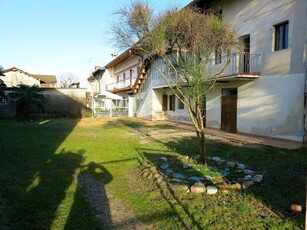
[106,77,137,91]
[207,52,261,77]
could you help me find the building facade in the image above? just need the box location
[133,0,307,143]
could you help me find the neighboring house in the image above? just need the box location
[102,50,144,117]
[130,0,307,143]
[0,67,57,88]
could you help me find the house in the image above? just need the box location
[94,50,144,117]
[0,67,57,88]
[130,0,307,144]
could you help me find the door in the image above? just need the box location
[221,88,237,132]
[239,35,250,73]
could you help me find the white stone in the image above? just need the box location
[160,163,169,170]
[188,176,203,181]
[227,161,236,167]
[190,181,206,193]
[173,173,185,180]
[242,181,254,189]
[206,186,218,195]
[243,169,254,175]
[238,164,245,170]
[212,157,221,162]
[253,174,263,182]
[160,156,168,161]
[244,175,252,180]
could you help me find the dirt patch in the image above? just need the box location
[78,173,151,230]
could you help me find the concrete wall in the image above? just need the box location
[1,88,89,118]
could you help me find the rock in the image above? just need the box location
[160,163,169,170]
[220,170,230,176]
[215,182,241,191]
[242,181,254,189]
[153,173,161,178]
[206,186,218,195]
[160,156,168,162]
[168,181,189,191]
[253,174,263,182]
[212,157,221,162]
[173,173,185,180]
[243,169,254,175]
[142,171,151,178]
[188,176,203,181]
[190,181,206,193]
[244,175,252,180]
[154,177,166,184]
[258,211,270,217]
[227,161,236,168]
[164,168,174,175]
[183,164,191,169]
[237,163,245,170]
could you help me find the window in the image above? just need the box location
[123,72,126,81]
[274,21,289,51]
[215,49,222,65]
[222,88,237,96]
[178,94,184,109]
[169,95,175,111]
[162,95,168,111]
[117,76,120,82]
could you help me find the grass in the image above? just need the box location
[0,118,305,229]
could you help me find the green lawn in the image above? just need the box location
[0,118,305,229]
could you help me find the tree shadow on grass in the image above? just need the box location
[0,119,84,230]
[136,148,205,230]
[118,119,306,227]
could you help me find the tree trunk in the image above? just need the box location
[197,128,207,165]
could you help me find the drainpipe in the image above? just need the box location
[303,58,307,145]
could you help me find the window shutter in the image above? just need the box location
[162,95,167,111]
[172,95,175,111]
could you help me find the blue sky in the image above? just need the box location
[0,0,190,81]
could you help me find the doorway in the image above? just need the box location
[240,35,250,73]
[221,88,237,132]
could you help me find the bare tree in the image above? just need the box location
[58,72,79,88]
[111,1,241,164]
[0,66,6,99]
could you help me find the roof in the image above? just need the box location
[32,74,57,84]
[88,66,106,81]
[105,49,132,69]
[2,67,57,84]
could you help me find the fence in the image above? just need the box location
[93,98,129,117]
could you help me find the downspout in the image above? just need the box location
[303,56,307,145]
[303,23,307,146]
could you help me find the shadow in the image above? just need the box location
[0,93,89,229]
[119,119,306,227]
[136,148,206,230]
[65,162,113,230]
[2,87,91,119]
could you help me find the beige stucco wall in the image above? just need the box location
[0,71,40,87]
[135,0,306,142]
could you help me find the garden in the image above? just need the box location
[0,118,305,229]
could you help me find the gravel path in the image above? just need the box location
[78,174,152,230]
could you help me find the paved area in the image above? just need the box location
[158,121,305,150]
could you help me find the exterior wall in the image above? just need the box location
[1,88,89,118]
[106,55,142,91]
[135,0,306,142]
[204,0,306,142]
[0,71,40,87]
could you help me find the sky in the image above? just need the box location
[0,0,191,82]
